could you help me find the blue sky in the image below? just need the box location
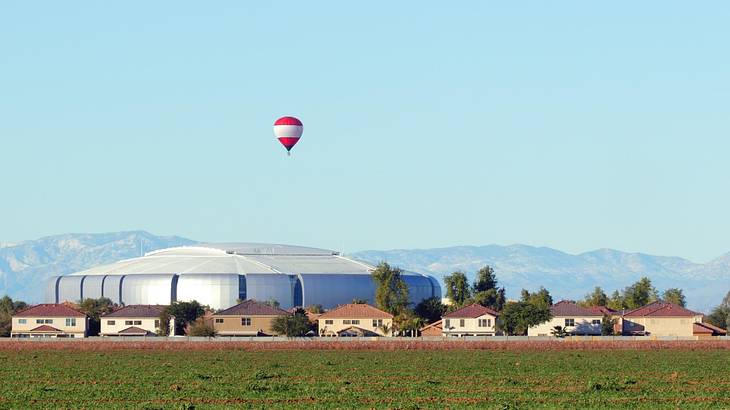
[1,2,729,261]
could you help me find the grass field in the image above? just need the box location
[1,341,729,409]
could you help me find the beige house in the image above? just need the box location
[101,305,167,336]
[442,304,499,337]
[211,300,290,336]
[318,304,393,337]
[621,301,704,337]
[528,301,604,336]
[11,304,88,338]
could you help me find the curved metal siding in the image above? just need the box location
[428,275,443,299]
[45,276,61,304]
[298,274,376,309]
[81,275,105,300]
[402,275,440,303]
[120,274,176,305]
[245,274,297,310]
[102,275,125,304]
[176,274,239,310]
[57,276,84,303]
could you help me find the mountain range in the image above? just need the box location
[0,232,727,312]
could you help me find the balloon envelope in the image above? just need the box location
[273,116,303,153]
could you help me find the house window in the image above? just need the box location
[37,319,53,324]
[45,319,53,324]
[459,319,465,327]
[107,320,115,325]
[343,320,352,325]
[133,320,142,326]
[351,320,360,325]
[565,319,575,327]
[18,319,26,324]
[241,318,251,326]
[445,319,450,329]
[478,319,491,327]
[155,320,160,328]
[372,319,383,328]
[215,318,224,324]
[325,320,333,325]
[592,320,601,325]
[125,320,133,326]
[65,318,76,327]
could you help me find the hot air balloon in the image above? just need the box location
[273,116,303,156]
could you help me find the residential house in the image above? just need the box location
[211,300,290,336]
[693,322,727,338]
[419,319,443,337]
[11,304,88,338]
[528,301,603,336]
[101,305,167,336]
[442,304,499,337]
[621,301,704,337]
[318,304,393,337]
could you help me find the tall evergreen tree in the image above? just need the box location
[623,277,658,309]
[661,288,686,307]
[580,287,608,307]
[443,271,471,307]
[471,265,506,311]
[371,262,409,316]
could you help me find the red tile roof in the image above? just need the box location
[587,306,617,316]
[118,326,151,335]
[103,305,167,318]
[14,304,86,318]
[550,301,603,317]
[29,325,62,332]
[443,304,499,319]
[214,300,290,317]
[693,322,727,335]
[623,301,702,318]
[318,304,393,319]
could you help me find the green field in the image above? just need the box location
[1,347,729,409]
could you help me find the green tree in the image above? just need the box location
[705,290,730,330]
[306,304,324,314]
[0,295,27,337]
[157,309,172,336]
[498,301,552,335]
[77,297,117,336]
[607,290,625,311]
[601,314,617,335]
[471,265,506,311]
[550,325,568,338]
[580,287,608,307]
[187,318,217,337]
[262,298,281,309]
[520,287,553,310]
[371,262,409,316]
[444,271,471,307]
[351,298,368,304]
[393,310,424,337]
[165,300,205,336]
[272,308,312,337]
[623,277,658,309]
[661,288,686,307]
[414,297,446,324]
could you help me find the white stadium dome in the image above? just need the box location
[46,243,441,310]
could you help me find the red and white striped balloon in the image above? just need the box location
[273,116,303,155]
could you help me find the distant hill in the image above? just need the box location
[352,245,730,312]
[2,233,728,312]
[0,231,196,302]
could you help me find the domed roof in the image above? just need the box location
[69,243,374,276]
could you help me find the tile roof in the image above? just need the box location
[587,306,617,315]
[318,304,393,319]
[103,305,167,318]
[443,304,499,319]
[118,326,151,335]
[419,319,443,332]
[623,301,702,318]
[29,325,62,332]
[214,300,290,317]
[693,322,727,335]
[550,301,603,317]
[14,304,86,318]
